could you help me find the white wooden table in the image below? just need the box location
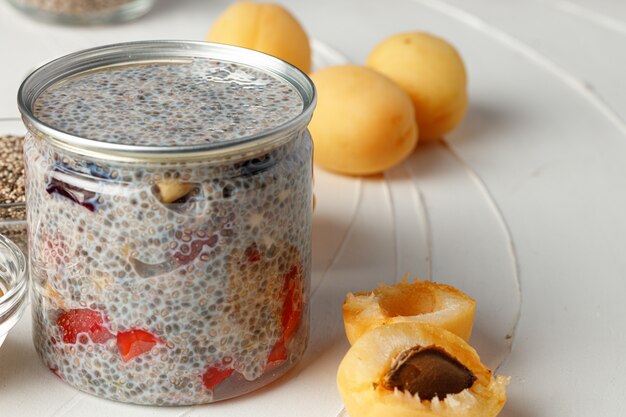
[1,0,625,416]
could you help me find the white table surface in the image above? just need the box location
[1,0,626,416]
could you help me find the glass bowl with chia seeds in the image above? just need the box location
[7,0,153,24]
[0,125,27,255]
[18,41,316,405]
[0,233,28,348]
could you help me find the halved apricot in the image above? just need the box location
[343,279,476,344]
[337,322,508,417]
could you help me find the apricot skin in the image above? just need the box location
[367,32,467,141]
[207,2,311,73]
[309,65,418,176]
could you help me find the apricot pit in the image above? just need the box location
[383,345,476,401]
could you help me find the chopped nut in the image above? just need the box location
[154,180,194,204]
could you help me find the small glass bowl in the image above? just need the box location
[7,0,154,25]
[0,233,28,348]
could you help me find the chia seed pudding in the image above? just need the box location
[18,41,316,405]
[8,0,153,24]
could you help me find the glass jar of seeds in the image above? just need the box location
[0,132,27,254]
[18,41,315,405]
[7,0,153,24]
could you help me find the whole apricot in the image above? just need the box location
[207,2,311,73]
[367,32,467,141]
[309,65,418,176]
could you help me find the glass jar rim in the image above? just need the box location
[17,40,317,163]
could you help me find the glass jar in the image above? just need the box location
[8,0,154,24]
[18,41,315,405]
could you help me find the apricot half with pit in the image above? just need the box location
[367,32,467,141]
[337,322,508,417]
[207,1,311,73]
[343,279,476,344]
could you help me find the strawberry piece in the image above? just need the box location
[117,329,160,362]
[266,264,303,366]
[48,367,62,379]
[245,243,261,263]
[281,265,303,343]
[267,338,287,364]
[202,364,235,391]
[56,309,113,344]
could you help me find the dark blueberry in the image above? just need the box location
[237,153,276,177]
[46,178,100,212]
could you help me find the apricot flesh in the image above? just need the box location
[367,32,467,141]
[207,1,311,73]
[337,322,508,417]
[343,279,476,344]
[309,65,418,175]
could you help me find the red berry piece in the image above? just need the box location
[267,263,304,367]
[56,309,114,344]
[267,338,287,364]
[116,329,160,362]
[202,363,235,391]
[48,367,62,379]
[244,243,262,263]
[281,264,303,343]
